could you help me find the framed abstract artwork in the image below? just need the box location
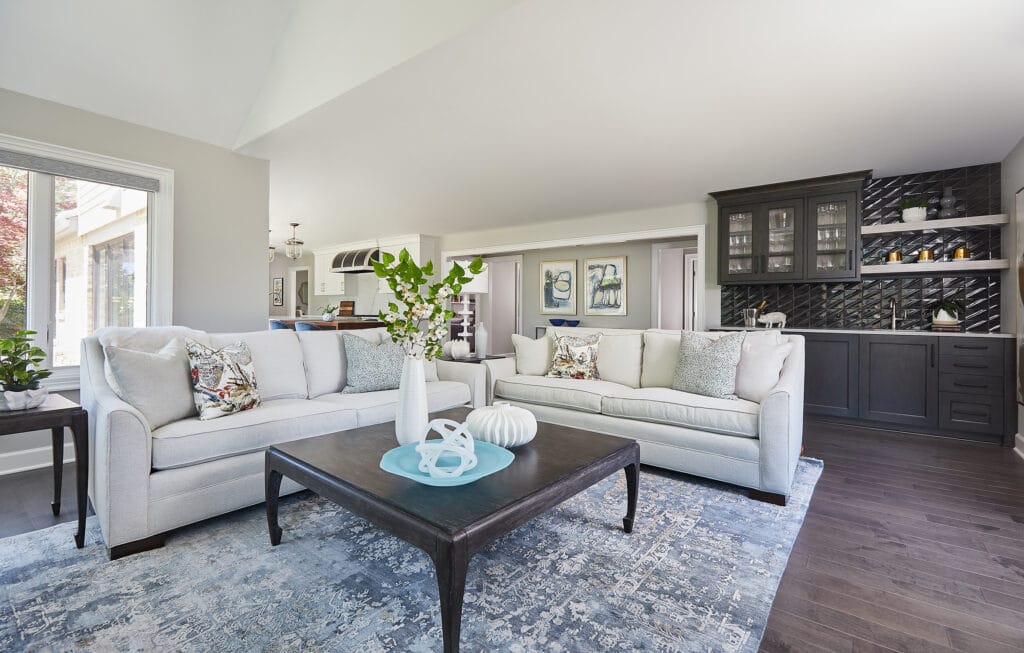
[272,277,284,307]
[540,260,576,315]
[584,256,626,316]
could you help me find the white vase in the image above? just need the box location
[474,322,489,357]
[901,207,927,223]
[466,401,537,448]
[450,340,471,360]
[0,387,48,411]
[395,356,429,445]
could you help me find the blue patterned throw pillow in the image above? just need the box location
[342,333,405,393]
[671,331,744,399]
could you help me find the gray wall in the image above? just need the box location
[522,242,655,332]
[1001,135,1024,451]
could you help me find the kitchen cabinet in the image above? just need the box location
[712,171,868,285]
[803,333,859,418]
[312,252,346,297]
[378,235,438,292]
[859,334,938,428]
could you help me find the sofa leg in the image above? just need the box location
[108,533,166,560]
[749,489,787,506]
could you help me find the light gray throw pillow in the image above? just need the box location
[671,331,744,399]
[104,341,197,430]
[341,332,405,393]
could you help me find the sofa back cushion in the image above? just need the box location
[735,330,792,403]
[208,331,307,400]
[511,333,553,375]
[103,341,196,430]
[641,330,682,388]
[96,326,208,399]
[297,329,383,398]
[549,327,643,388]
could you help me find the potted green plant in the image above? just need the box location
[900,196,929,223]
[373,249,483,444]
[0,330,52,411]
[932,299,964,325]
[318,304,338,321]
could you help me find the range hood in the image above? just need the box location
[330,247,380,274]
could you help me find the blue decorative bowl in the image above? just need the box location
[380,440,515,487]
[564,320,580,327]
[548,318,566,326]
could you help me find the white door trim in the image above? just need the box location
[286,265,310,317]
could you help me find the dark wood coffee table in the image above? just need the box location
[265,407,639,653]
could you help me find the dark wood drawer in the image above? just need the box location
[939,392,1004,436]
[938,374,1003,396]
[939,338,1004,376]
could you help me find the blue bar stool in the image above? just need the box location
[269,320,290,330]
[294,322,322,331]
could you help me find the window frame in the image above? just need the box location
[1,133,174,390]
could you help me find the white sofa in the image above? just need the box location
[80,326,487,558]
[483,328,804,503]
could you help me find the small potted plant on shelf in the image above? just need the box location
[931,299,964,327]
[900,196,929,223]
[318,304,338,321]
[0,330,52,411]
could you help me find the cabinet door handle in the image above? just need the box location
[955,362,988,369]
[953,380,987,388]
[848,250,854,270]
[930,343,935,367]
[762,254,767,274]
[952,409,988,418]
[953,344,987,351]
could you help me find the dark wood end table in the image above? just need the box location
[265,407,639,652]
[0,394,89,548]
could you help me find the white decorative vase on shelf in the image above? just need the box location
[322,312,334,321]
[395,357,429,445]
[901,207,927,223]
[466,401,537,448]
[474,322,489,357]
[0,387,48,411]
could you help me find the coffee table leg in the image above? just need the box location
[623,457,639,534]
[50,427,64,516]
[432,538,469,653]
[70,412,88,548]
[266,466,284,546]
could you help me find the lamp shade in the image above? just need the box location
[452,259,488,293]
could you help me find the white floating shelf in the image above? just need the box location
[861,214,1008,235]
[861,259,1010,275]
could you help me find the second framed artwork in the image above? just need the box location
[584,256,626,316]
[540,260,577,315]
[271,277,284,307]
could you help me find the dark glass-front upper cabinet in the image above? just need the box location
[712,171,869,285]
[806,192,859,281]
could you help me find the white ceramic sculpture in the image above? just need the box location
[757,311,787,329]
[466,402,538,448]
[0,387,48,411]
[449,339,471,360]
[416,418,478,478]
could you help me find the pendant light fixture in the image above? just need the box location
[268,229,276,263]
[285,222,304,260]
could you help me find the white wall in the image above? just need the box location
[0,88,270,333]
[440,200,721,327]
[1001,136,1024,452]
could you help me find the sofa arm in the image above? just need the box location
[435,359,488,408]
[80,337,154,549]
[481,357,517,404]
[757,335,805,496]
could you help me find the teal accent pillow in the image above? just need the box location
[671,332,744,399]
[341,333,405,393]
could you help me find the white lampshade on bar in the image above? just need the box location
[453,259,488,293]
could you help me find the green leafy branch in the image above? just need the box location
[0,330,51,392]
[372,250,484,360]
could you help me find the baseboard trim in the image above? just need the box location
[1015,433,1024,462]
[0,442,76,476]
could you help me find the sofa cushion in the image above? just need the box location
[317,381,470,427]
[297,330,375,398]
[104,342,196,430]
[511,333,552,376]
[208,331,307,401]
[546,333,601,380]
[96,326,208,396]
[641,330,681,388]
[494,375,632,413]
[601,387,760,438]
[552,328,643,388]
[185,340,262,420]
[150,398,357,469]
[672,331,744,399]
[735,330,792,403]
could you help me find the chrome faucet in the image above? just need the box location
[888,298,907,330]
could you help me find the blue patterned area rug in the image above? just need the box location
[1,459,822,652]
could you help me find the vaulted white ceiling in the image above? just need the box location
[2,1,1023,250]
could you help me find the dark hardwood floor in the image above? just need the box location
[763,419,1024,653]
[1,422,1022,652]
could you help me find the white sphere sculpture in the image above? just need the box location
[466,402,537,448]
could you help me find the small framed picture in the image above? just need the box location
[584,256,626,316]
[272,277,284,307]
[540,260,577,315]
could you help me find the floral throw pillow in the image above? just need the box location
[545,333,602,380]
[185,340,261,420]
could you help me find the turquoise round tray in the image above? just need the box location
[379,440,515,487]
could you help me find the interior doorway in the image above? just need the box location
[478,255,521,355]
[287,266,310,317]
[651,242,699,331]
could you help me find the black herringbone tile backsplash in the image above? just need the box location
[721,164,1003,332]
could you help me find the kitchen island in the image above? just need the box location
[270,317,385,330]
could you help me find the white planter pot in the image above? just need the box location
[322,313,334,321]
[901,207,927,223]
[449,340,471,360]
[395,356,429,445]
[932,308,959,324]
[474,322,489,357]
[0,387,48,411]
[466,401,537,448]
